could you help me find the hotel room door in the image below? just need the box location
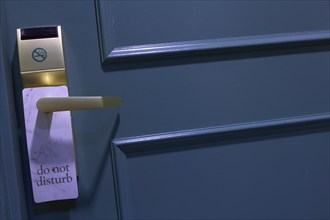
[1,0,329,219]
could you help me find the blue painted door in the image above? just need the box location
[1,0,329,219]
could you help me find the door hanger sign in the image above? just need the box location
[23,86,79,203]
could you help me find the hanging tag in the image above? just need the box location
[22,85,78,203]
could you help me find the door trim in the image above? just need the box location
[103,31,330,63]
[111,113,330,219]
[115,113,330,154]
[95,1,330,63]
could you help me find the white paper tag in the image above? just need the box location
[22,86,78,203]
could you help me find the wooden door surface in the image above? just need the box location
[1,0,329,219]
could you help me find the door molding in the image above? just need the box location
[95,0,330,63]
[111,113,330,219]
[100,30,330,64]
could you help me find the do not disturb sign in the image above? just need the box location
[23,86,78,203]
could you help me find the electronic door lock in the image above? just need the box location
[17,25,121,203]
[17,26,66,88]
[17,25,122,110]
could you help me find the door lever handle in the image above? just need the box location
[36,96,122,112]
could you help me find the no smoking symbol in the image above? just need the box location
[32,48,47,62]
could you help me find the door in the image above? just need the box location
[1,0,329,219]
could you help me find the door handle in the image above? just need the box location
[16,25,121,203]
[37,96,122,112]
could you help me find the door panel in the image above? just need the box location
[105,50,330,138]
[113,116,329,219]
[96,0,330,62]
[1,0,329,219]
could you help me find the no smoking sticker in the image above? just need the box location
[32,48,47,62]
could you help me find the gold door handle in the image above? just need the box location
[36,96,122,112]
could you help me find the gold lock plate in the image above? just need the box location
[17,26,67,88]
